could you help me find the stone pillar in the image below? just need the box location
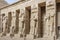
[29,4,41,39]
[46,0,56,38]
[14,10,20,34]
[1,16,7,36]
[7,12,12,33]
[19,9,25,37]
[10,12,16,37]
[23,8,30,36]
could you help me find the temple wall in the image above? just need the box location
[0,0,60,40]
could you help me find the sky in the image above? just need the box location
[5,0,19,4]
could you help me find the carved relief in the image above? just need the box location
[46,0,56,37]
[20,20,25,37]
[45,13,55,36]
[44,15,50,36]
[50,16,54,36]
[34,19,38,38]
[48,16,51,36]
[1,19,7,37]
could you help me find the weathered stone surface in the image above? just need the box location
[0,0,60,40]
[0,0,8,33]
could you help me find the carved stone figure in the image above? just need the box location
[50,16,54,36]
[45,17,50,36]
[20,20,25,37]
[34,19,38,38]
[1,19,7,37]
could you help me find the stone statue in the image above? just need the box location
[1,19,8,37]
[50,16,54,36]
[34,19,38,38]
[20,20,25,37]
[45,16,50,36]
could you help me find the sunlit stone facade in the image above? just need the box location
[0,0,60,40]
[0,0,8,33]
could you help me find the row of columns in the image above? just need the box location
[1,0,56,39]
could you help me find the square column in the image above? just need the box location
[26,4,42,39]
[46,0,56,38]
[10,12,16,37]
[19,9,25,37]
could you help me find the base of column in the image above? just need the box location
[26,34,35,39]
